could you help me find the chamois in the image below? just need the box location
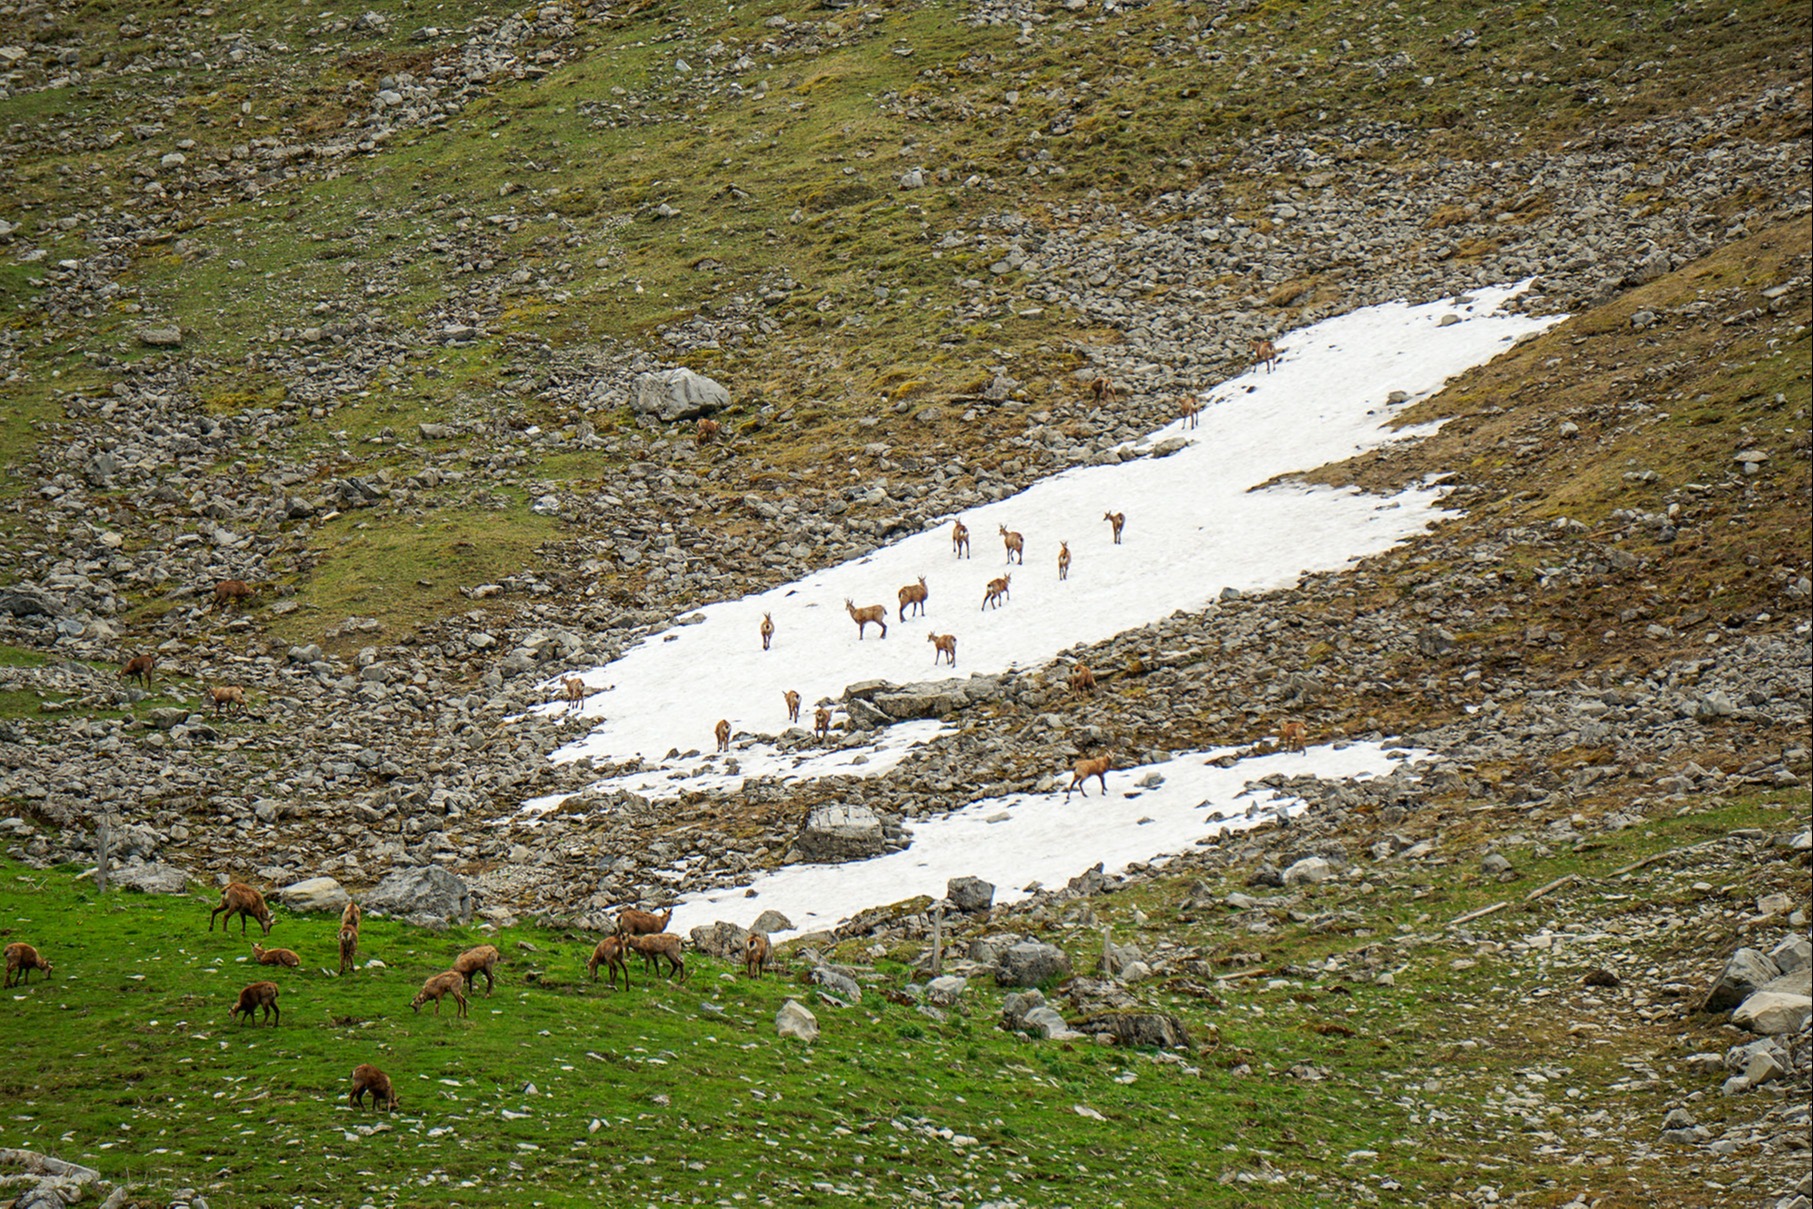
[587,934,630,989]
[760,612,775,651]
[561,675,586,713]
[3,942,51,988]
[213,579,256,611]
[209,685,247,717]
[998,524,1024,565]
[745,932,771,979]
[951,518,971,559]
[210,882,273,936]
[784,689,802,725]
[230,980,281,1025]
[928,632,957,668]
[626,932,687,981]
[1064,752,1113,801]
[814,705,832,742]
[897,576,928,622]
[845,599,888,640]
[454,944,501,997]
[338,925,360,976]
[1179,395,1201,430]
[715,718,731,752]
[119,653,156,688]
[350,1064,399,1112]
[982,574,1011,611]
[251,943,300,968]
[1057,541,1071,581]
[1087,376,1119,404]
[411,970,468,1017]
[1251,337,1278,373]
[1278,719,1308,755]
[1068,663,1097,694]
[617,906,673,938]
[1103,511,1125,544]
[696,417,721,445]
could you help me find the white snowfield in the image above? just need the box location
[513,284,1560,935]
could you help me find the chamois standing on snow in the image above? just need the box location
[1251,337,1278,374]
[929,633,957,668]
[814,705,832,742]
[999,525,1024,565]
[1057,541,1071,581]
[897,576,928,622]
[760,612,774,651]
[784,689,801,725]
[982,574,1011,611]
[715,719,731,752]
[845,599,888,640]
[1278,719,1308,755]
[1064,752,1113,801]
[951,518,971,559]
[561,675,585,713]
[1103,512,1125,544]
[1179,395,1201,429]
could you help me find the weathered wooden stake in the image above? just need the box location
[930,904,943,976]
[95,815,111,894]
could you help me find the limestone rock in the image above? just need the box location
[277,876,351,914]
[776,999,819,1042]
[947,875,995,913]
[364,865,475,926]
[795,804,885,863]
[630,368,729,423]
[996,941,1072,988]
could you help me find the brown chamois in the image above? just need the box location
[928,632,957,668]
[1068,663,1097,695]
[1278,719,1308,755]
[587,934,631,990]
[208,685,247,717]
[981,574,1011,611]
[1103,511,1125,544]
[210,882,273,936]
[1057,541,1071,581]
[213,579,256,611]
[1087,375,1119,404]
[845,599,888,640]
[626,932,688,981]
[897,576,929,622]
[1251,337,1278,374]
[251,943,300,968]
[617,906,673,938]
[715,718,731,752]
[1178,395,1201,430]
[696,417,722,445]
[3,942,51,988]
[342,899,362,933]
[119,653,156,688]
[350,1063,399,1112]
[951,518,971,559]
[561,675,586,713]
[745,932,771,979]
[230,980,281,1025]
[784,689,802,725]
[998,524,1024,565]
[760,612,775,651]
[814,705,832,742]
[410,970,469,1017]
[338,925,360,976]
[1064,752,1113,801]
[454,944,501,997]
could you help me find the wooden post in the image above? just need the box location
[930,904,943,977]
[1101,925,1115,978]
[95,815,111,894]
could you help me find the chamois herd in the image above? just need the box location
[7,880,756,1115]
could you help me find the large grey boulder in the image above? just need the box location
[690,920,750,960]
[631,367,728,423]
[1732,990,1812,1036]
[810,965,863,1004]
[1075,1011,1194,1049]
[0,588,60,618]
[110,862,190,894]
[996,942,1073,988]
[750,909,794,935]
[1022,1005,1084,1040]
[776,999,819,1043]
[1768,934,1810,975]
[1282,855,1336,886]
[872,682,970,721]
[1701,947,1782,1012]
[796,804,885,863]
[364,865,474,926]
[277,876,351,914]
[1001,989,1049,1030]
[947,876,995,913]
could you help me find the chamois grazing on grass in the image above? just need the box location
[587,934,630,989]
[1087,376,1118,404]
[715,719,731,752]
[1251,337,1278,374]
[214,579,256,611]
[230,980,281,1025]
[210,882,273,936]
[454,945,501,997]
[745,932,771,979]
[338,925,360,976]
[561,675,586,713]
[411,970,469,1017]
[350,1064,399,1112]
[251,943,300,968]
[119,653,156,688]
[1103,511,1125,544]
[760,612,774,651]
[1179,395,1201,430]
[616,906,673,938]
[208,685,247,717]
[999,524,1024,565]
[814,705,832,742]
[897,576,928,622]
[982,574,1011,611]
[1278,719,1308,755]
[3,942,51,988]
[1068,663,1097,695]
[626,932,688,981]
[845,599,888,640]
[784,689,801,725]
[1057,541,1071,581]
[929,632,957,668]
[1064,752,1113,801]
[696,417,721,446]
[951,518,970,559]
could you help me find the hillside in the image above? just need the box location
[0,0,1808,1203]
